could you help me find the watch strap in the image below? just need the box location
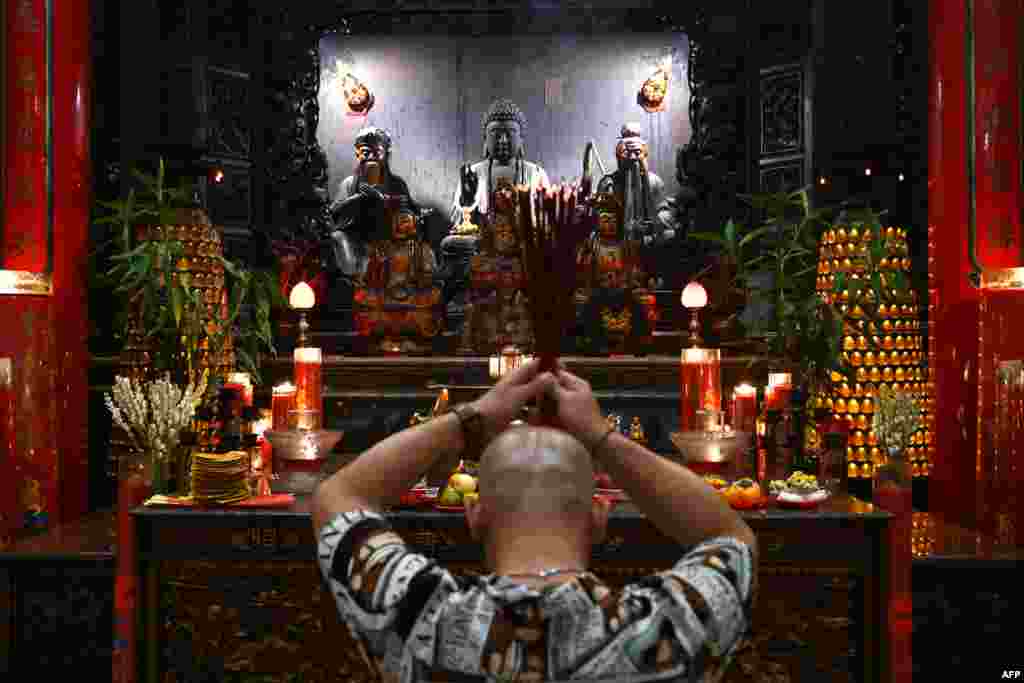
[451,402,486,452]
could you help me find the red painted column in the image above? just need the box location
[0,0,91,547]
[53,0,93,526]
[928,0,977,530]
[929,0,1024,532]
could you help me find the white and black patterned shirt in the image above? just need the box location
[317,510,755,683]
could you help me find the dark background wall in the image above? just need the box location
[318,32,691,214]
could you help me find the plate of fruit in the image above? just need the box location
[434,472,478,511]
[721,478,769,510]
[768,473,830,508]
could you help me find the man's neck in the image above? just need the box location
[485,523,590,578]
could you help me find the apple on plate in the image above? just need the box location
[449,473,477,494]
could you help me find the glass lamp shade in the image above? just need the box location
[681,281,708,309]
[289,281,315,310]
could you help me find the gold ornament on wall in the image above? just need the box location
[341,73,375,115]
[637,56,671,113]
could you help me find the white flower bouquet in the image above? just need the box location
[872,384,923,451]
[105,371,208,463]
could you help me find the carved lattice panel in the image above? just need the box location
[760,66,804,157]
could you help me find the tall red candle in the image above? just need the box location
[293,348,322,430]
[680,348,721,431]
[767,373,793,411]
[731,383,757,433]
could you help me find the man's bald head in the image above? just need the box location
[478,426,594,515]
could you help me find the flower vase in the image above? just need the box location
[149,452,169,497]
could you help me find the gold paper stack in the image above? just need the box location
[191,451,251,504]
[814,224,934,481]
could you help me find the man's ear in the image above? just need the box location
[590,495,612,545]
[464,496,488,542]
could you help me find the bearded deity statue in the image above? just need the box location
[352,198,442,354]
[443,99,548,352]
[325,127,416,308]
[596,123,680,249]
[576,192,655,354]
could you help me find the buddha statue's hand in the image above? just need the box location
[459,164,479,206]
[356,182,386,203]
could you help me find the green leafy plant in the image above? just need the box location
[92,159,286,393]
[691,189,909,394]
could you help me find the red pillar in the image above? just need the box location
[929,0,1024,531]
[0,0,91,545]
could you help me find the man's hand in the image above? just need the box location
[473,358,555,440]
[549,369,608,449]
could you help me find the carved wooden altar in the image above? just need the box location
[132,496,891,683]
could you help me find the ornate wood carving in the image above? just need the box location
[761,68,803,156]
[155,557,856,683]
[760,159,804,195]
[207,68,252,160]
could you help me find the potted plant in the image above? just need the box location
[92,159,286,492]
[691,190,910,400]
[92,159,285,394]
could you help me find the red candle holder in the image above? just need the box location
[680,348,721,432]
[731,383,757,433]
[293,348,322,430]
[767,373,793,411]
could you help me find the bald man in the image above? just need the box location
[314,359,757,682]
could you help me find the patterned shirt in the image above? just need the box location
[317,510,755,683]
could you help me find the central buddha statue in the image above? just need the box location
[443,99,549,354]
[449,98,551,231]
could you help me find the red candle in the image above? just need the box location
[732,383,757,433]
[680,348,721,431]
[767,373,793,411]
[271,382,297,431]
[293,348,322,430]
[226,372,253,406]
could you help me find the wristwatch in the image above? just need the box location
[451,402,486,454]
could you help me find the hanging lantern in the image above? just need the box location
[814,223,933,481]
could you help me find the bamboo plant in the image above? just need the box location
[93,159,285,398]
[690,189,911,394]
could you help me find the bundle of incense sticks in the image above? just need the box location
[516,183,595,424]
